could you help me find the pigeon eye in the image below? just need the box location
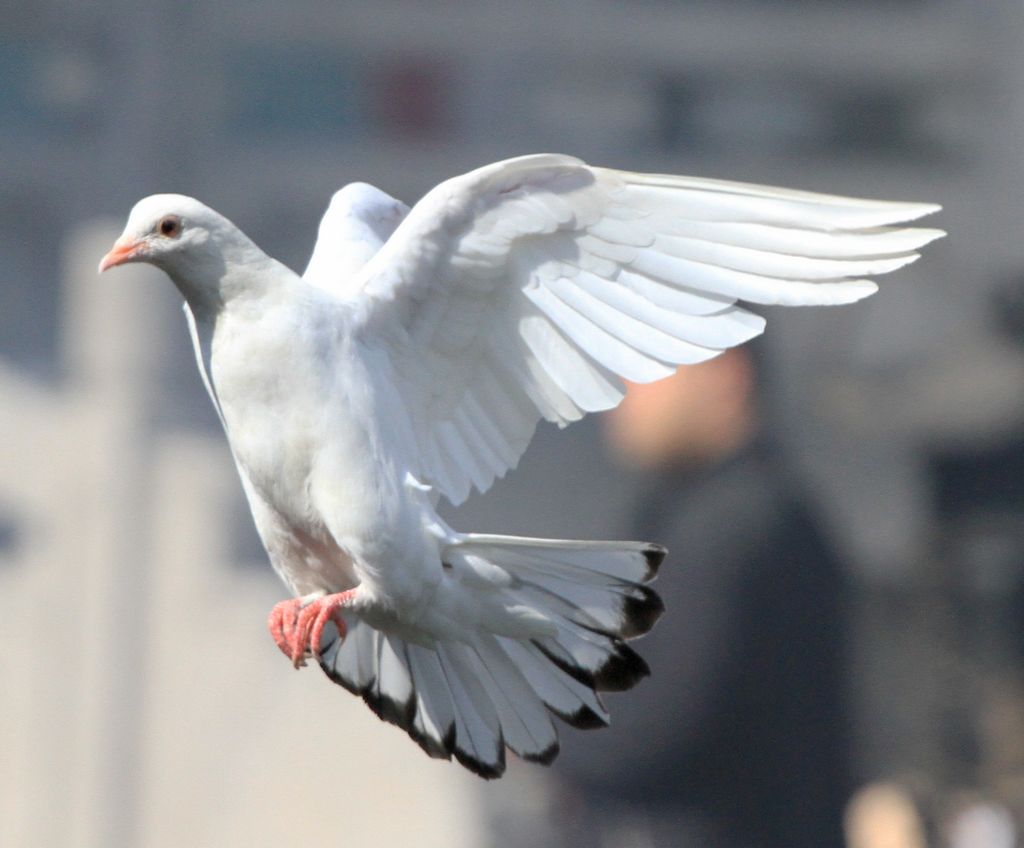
[158,215,181,237]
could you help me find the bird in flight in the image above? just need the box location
[100,154,941,777]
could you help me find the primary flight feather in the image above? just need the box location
[100,154,942,777]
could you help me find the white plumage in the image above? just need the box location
[100,154,942,777]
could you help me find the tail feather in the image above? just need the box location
[318,535,664,778]
[534,625,650,693]
[406,641,457,759]
[496,635,610,729]
[512,574,663,638]
[474,634,559,763]
[437,642,505,777]
[461,533,664,582]
[370,632,415,727]
[324,619,375,693]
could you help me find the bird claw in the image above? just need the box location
[267,591,356,669]
[267,597,306,665]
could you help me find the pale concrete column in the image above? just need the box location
[0,373,69,848]
[0,221,170,848]
[57,221,171,848]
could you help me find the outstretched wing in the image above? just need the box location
[350,154,942,505]
[303,182,410,298]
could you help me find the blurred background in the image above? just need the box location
[3,1,1024,846]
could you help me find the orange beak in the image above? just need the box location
[98,236,144,273]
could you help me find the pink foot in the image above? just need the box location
[267,597,304,662]
[266,590,357,669]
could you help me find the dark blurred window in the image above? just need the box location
[227,48,361,139]
[0,195,61,379]
[825,86,921,154]
[0,514,21,560]
[0,40,101,138]
[369,57,453,140]
[653,76,703,152]
[654,73,942,159]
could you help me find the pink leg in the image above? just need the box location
[267,597,304,661]
[290,589,357,668]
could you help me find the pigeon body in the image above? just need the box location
[101,154,942,777]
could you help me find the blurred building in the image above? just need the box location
[4,1,1024,846]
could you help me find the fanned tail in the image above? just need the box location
[317,534,664,778]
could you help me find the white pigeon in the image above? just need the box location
[99,154,942,777]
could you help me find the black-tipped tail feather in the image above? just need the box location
[318,535,664,778]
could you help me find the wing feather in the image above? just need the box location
[303,183,410,295]
[342,154,940,504]
[654,218,944,258]
[657,233,921,279]
[526,283,674,383]
[498,333,584,425]
[569,269,765,351]
[517,308,625,411]
[544,274,724,364]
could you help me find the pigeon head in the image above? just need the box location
[100,194,276,311]
[98,194,231,273]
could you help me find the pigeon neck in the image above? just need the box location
[169,238,293,321]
